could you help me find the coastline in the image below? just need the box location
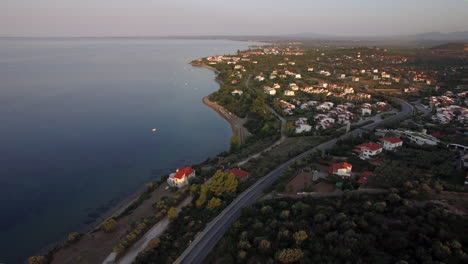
[45,61,246,261]
[193,61,251,144]
[202,96,250,143]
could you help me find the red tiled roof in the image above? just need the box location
[175,167,194,179]
[358,171,373,184]
[355,142,382,151]
[430,132,444,138]
[228,168,250,179]
[380,137,402,144]
[329,162,352,174]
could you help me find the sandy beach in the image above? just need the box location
[202,96,250,144]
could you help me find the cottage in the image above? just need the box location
[379,137,403,151]
[353,143,383,160]
[264,87,276,95]
[231,90,243,96]
[329,162,352,177]
[284,90,295,96]
[228,168,250,180]
[167,167,195,188]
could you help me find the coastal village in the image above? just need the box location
[41,42,468,264]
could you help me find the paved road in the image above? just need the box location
[174,98,413,264]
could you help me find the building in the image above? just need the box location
[379,137,403,151]
[284,90,295,96]
[228,168,250,180]
[353,143,383,160]
[264,87,276,95]
[167,167,195,188]
[403,131,439,146]
[357,171,373,185]
[294,118,312,133]
[231,90,243,96]
[329,162,352,177]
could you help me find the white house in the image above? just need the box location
[289,83,299,90]
[402,131,439,146]
[353,143,383,160]
[264,87,276,95]
[255,75,265,81]
[284,90,295,96]
[167,167,195,188]
[379,137,403,151]
[361,108,372,116]
[231,90,243,96]
[329,162,352,177]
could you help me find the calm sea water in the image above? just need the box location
[0,38,258,263]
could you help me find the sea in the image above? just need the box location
[0,38,260,263]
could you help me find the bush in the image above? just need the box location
[101,218,118,233]
[66,232,81,244]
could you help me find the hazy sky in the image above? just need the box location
[1,0,467,37]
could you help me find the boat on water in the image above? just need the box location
[152,128,158,132]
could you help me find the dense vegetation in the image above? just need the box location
[207,192,468,264]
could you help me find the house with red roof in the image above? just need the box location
[357,171,373,185]
[228,168,250,180]
[353,142,383,160]
[329,162,352,177]
[379,137,403,151]
[167,167,195,188]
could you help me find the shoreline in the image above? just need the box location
[44,59,245,262]
[195,61,251,144]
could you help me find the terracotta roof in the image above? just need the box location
[380,137,402,144]
[175,167,194,179]
[228,168,250,179]
[358,171,373,184]
[329,162,352,173]
[355,142,382,151]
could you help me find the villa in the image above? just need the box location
[353,143,383,160]
[167,167,195,188]
[228,168,250,180]
[379,137,403,151]
[329,162,352,177]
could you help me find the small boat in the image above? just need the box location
[152,128,158,132]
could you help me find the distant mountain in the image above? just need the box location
[410,31,468,41]
[278,31,468,42]
[430,42,468,51]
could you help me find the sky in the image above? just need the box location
[1,0,468,37]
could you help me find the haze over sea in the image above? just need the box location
[0,38,259,263]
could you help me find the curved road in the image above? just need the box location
[174,98,413,264]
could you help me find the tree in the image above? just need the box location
[230,134,241,152]
[167,207,178,221]
[293,230,308,244]
[276,248,304,263]
[251,93,266,116]
[196,184,209,207]
[67,232,81,244]
[209,170,238,196]
[144,238,160,252]
[259,239,271,249]
[101,218,118,233]
[206,197,222,210]
[27,256,46,264]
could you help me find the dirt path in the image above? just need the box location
[237,106,286,166]
[102,197,193,264]
[51,183,175,264]
[202,96,251,144]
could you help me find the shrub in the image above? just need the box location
[101,218,118,233]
